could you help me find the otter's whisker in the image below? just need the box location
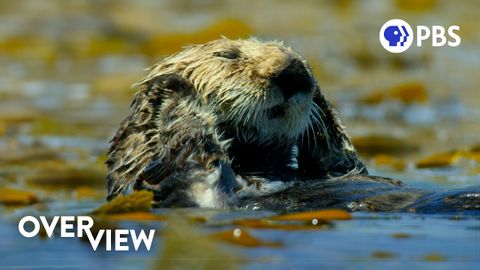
[311,102,331,150]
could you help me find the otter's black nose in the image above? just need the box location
[273,58,313,100]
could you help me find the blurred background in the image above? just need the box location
[0,0,478,199]
[0,0,479,268]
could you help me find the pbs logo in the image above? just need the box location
[379,19,461,53]
[379,19,413,53]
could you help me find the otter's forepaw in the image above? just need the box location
[234,175,294,198]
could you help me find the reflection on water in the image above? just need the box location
[0,0,479,269]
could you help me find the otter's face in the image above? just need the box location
[142,38,318,142]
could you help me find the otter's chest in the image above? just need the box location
[227,141,298,180]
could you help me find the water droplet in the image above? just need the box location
[233,228,242,238]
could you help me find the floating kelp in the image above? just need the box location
[416,148,480,169]
[92,71,143,98]
[0,148,59,164]
[74,186,104,200]
[361,82,429,105]
[91,190,153,215]
[371,250,396,259]
[104,211,166,222]
[416,151,461,168]
[394,0,438,11]
[270,209,351,222]
[0,187,39,206]
[421,253,447,262]
[154,216,241,270]
[26,167,106,189]
[391,232,412,239]
[231,218,329,231]
[142,18,252,56]
[31,118,97,137]
[0,36,57,63]
[352,135,419,156]
[68,37,137,58]
[229,209,351,231]
[372,154,407,171]
[210,228,281,248]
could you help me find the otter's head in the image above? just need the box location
[139,38,319,143]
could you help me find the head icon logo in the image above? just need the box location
[384,25,409,46]
[379,19,413,53]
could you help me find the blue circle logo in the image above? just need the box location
[379,19,413,53]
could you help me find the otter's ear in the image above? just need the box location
[296,84,367,178]
[143,73,196,103]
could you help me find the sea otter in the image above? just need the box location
[106,38,479,212]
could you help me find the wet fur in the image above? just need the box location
[106,38,367,207]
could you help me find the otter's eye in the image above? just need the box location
[213,50,240,59]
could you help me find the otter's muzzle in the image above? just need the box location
[272,58,313,101]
